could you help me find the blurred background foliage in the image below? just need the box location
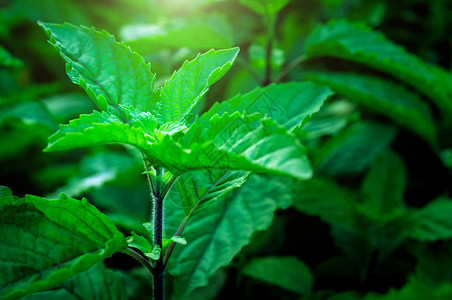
[2,0,452,299]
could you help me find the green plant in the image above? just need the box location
[3,1,452,299]
[0,20,330,299]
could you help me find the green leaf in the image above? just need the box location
[0,101,56,130]
[171,81,330,215]
[363,276,452,300]
[313,121,397,176]
[172,170,250,216]
[202,81,334,132]
[151,112,312,179]
[126,231,153,255]
[304,20,452,117]
[292,178,355,225]
[361,151,407,219]
[120,18,233,53]
[240,0,290,19]
[156,47,239,124]
[48,151,138,198]
[242,256,313,295]
[405,198,452,242]
[0,45,23,68]
[171,236,187,245]
[22,264,126,300]
[0,186,125,299]
[165,174,292,298]
[148,245,162,260]
[304,71,436,144]
[39,22,157,113]
[44,110,155,152]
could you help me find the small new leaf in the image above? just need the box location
[157,47,239,124]
[126,231,153,254]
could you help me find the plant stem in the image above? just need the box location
[153,166,164,300]
[236,55,263,85]
[262,16,275,87]
[163,171,232,268]
[262,38,272,87]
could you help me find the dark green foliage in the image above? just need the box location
[2,0,452,299]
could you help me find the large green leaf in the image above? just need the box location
[202,81,334,132]
[120,18,233,54]
[0,186,125,299]
[165,174,292,299]
[45,110,311,179]
[404,198,452,242]
[44,110,155,152]
[39,22,157,114]
[151,112,312,179]
[360,151,406,220]
[304,20,452,117]
[313,121,397,176]
[242,256,313,295]
[173,81,330,215]
[22,264,126,300]
[292,178,355,225]
[156,47,239,124]
[304,71,436,143]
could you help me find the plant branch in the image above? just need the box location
[120,248,155,275]
[236,55,263,85]
[163,171,232,269]
[262,38,273,87]
[274,54,307,83]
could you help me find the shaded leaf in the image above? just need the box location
[23,264,126,300]
[304,20,452,117]
[361,151,406,219]
[363,276,452,300]
[0,101,56,130]
[304,71,436,143]
[313,121,397,176]
[165,174,292,298]
[0,186,125,299]
[292,178,355,225]
[405,198,452,242]
[0,45,23,68]
[242,256,313,295]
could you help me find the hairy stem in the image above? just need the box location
[153,166,164,300]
